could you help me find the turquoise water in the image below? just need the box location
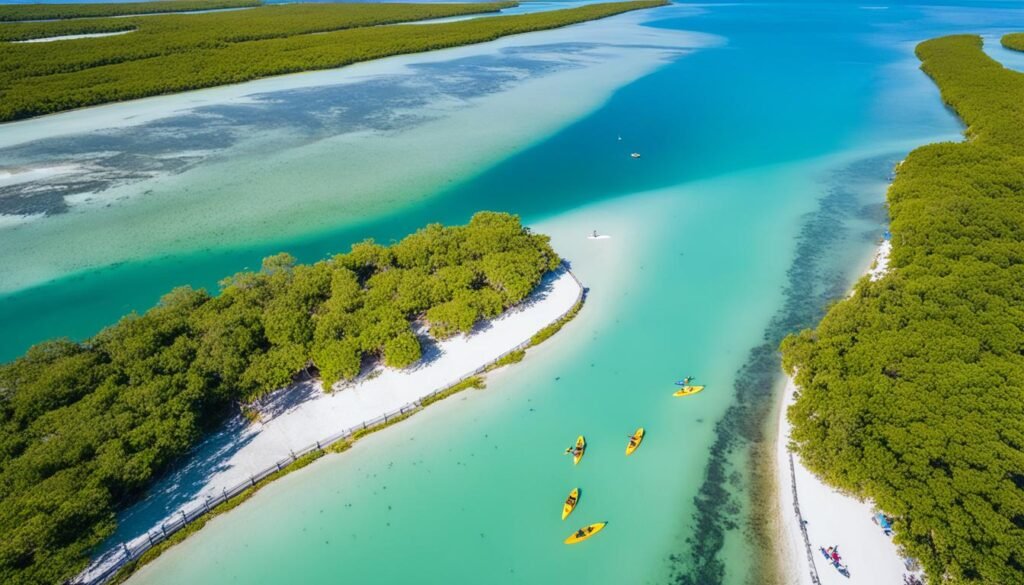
[2,1,1023,584]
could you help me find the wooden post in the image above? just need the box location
[250,475,256,487]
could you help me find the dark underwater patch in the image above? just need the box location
[0,42,598,219]
[667,153,896,585]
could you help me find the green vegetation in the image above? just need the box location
[487,349,526,370]
[530,297,583,346]
[0,0,667,122]
[0,0,260,22]
[0,19,138,43]
[0,212,559,585]
[0,3,515,62]
[781,34,1024,584]
[421,376,487,407]
[1002,33,1024,53]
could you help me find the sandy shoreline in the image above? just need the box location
[774,240,919,585]
[84,267,582,580]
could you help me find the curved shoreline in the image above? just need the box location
[77,267,584,585]
[774,242,922,585]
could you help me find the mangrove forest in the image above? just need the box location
[781,34,1024,584]
[0,0,667,122]
[0,212,560,584]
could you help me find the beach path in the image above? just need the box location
[776,377,909,585]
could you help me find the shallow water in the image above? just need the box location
[1,1,1022,584]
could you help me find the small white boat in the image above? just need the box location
[630,152,641,159]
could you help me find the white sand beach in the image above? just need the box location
[90,268,582,576]
[775,378,910,585]
[867,239,891,282]
[775,240,920,585]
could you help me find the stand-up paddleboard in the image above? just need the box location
[562,488,579,520]
[625,427,645,456]
[564,522,607,544]
[673,385,705,397]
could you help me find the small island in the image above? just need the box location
[0,212,583,585]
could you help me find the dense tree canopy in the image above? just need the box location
[0,0,666,122]
[0,212,560,584]
[0,2,515,59]
[0,0,260,22]
[781,34,1024,584]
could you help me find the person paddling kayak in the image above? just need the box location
[565,436,586,464]
[675,376,695,386]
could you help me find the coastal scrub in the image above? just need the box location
[0,212,560,584]
[0,0,261,22]
[781,34,1024,584]
[0,0,667,122]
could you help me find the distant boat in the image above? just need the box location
[630,152,641,159]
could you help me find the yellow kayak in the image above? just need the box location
[572,435,586,465]
[625,427,645,456]
[562,488,580,520]
[564,522,607,544]
[673,385,705,397]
